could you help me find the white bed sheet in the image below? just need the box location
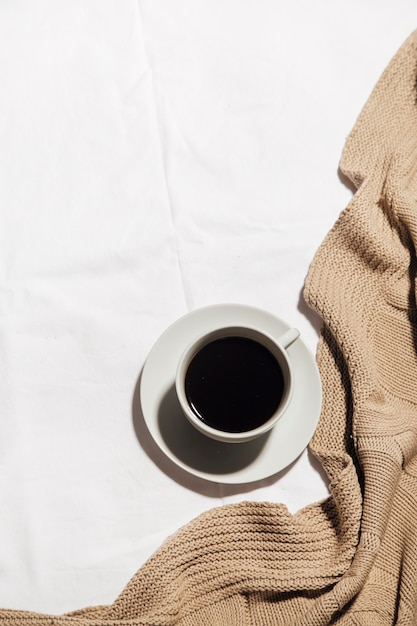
[0,0,415,614]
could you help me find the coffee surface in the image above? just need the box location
[185,336,284,433]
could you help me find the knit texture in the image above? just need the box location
[2,29,417,625]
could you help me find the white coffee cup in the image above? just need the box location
[175,325,299,443]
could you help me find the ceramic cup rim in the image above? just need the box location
[175,325,295,443]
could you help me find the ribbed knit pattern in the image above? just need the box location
[2,29,417,625]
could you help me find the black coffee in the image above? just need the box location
[184,336,284,433]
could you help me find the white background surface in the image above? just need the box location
[0,0,416,614]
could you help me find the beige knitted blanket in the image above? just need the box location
[3,29,417,626]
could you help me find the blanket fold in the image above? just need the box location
[2,28,417,626]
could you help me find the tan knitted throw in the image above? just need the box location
[3,30,417,625]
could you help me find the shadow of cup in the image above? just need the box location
[157,385,271,475]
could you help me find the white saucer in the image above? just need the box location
[140,304,322,484]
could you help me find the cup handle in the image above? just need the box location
[277,327,300,350]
